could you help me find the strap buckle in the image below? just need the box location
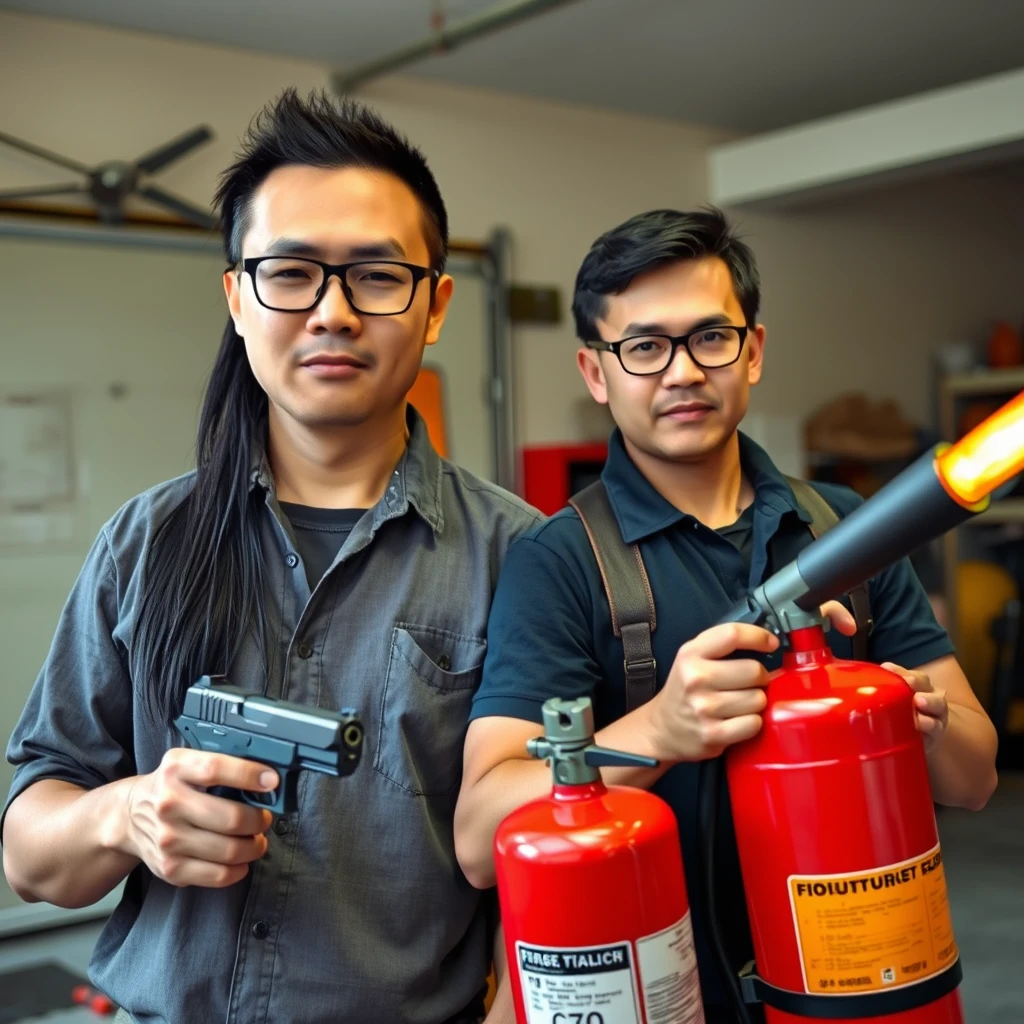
[624,656,656,677]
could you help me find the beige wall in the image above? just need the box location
[0,238,228,919]
[0,10,723,451]
[742,175,1024,426]
[4,10,1022,451]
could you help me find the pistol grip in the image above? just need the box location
[240,768,301,817]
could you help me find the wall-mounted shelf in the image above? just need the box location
[942,366,1024,397]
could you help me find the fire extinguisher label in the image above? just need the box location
[514,913,704,1024]
[788,842,959,996]
[516,939,642,1023]
[636,912,705,1024]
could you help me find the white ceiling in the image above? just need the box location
[3,0,1023,133]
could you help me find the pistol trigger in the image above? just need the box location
[239,784,282,815]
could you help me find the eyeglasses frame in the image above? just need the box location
[239,256,440,315]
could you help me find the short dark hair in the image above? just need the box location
[215,88,449,270]
[572,207,760,340]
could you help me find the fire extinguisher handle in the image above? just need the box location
[584,747,659,770]
[718,592,771,629]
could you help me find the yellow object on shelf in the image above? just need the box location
[955,561,1018,710]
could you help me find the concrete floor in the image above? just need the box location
[1,773,1022,1022]
[0,921,108,1023]
[937,770,1024,1022]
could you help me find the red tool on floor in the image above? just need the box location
[71,983,116,1016]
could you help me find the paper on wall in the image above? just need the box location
[0,391,76,550]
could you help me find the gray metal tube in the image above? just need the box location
[486,226,516,491]
[0,217,488,277]
[331,0,582,93]
[0,216,222,254]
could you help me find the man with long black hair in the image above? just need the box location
[3,89,538,1024]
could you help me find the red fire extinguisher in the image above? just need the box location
[708,624,964,1024]
[703,398,1024,1023]
[495,696,706,1024]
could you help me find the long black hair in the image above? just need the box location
[132,88,449,723]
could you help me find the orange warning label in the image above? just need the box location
[788,845,958,995]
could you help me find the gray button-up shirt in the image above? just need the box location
[4,411,542,1024]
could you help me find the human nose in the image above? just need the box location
[307,274,361,334]
[661,339,706,387]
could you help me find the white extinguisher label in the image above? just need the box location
[516,938,642,1023]
[514,912,703,1024]
[636,912,705,1024]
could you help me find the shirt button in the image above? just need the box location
[273,818,289,836]
[285,552,299,568]
[251,920,269,940]
[437,653,451,671]
[297,641,313,660]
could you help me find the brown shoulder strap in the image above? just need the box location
[785,476,873,659]
[569,481,658,712]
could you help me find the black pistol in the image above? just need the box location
[173,675,363,815]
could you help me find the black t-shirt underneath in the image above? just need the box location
[715,501,756,569]
[278,503,365,590]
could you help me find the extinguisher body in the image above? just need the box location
[495,695,706,1024]
[497,779,704,1024]
[727,626,963,1024]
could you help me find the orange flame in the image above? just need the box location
[936,390,1024,507]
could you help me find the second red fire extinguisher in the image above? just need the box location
[495,696,706,1024]
[719,623,964,1024]
[704,430,1022,1022]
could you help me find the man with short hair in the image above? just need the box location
[454,207,997,1022]
[3,89,537,1024]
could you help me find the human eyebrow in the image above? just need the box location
[618,321,668,339]
[263,238,324,259]
[261,238,408,261]
[619,313,734,339]
[346,239,408,260]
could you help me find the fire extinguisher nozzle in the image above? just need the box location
[585,747,659,770]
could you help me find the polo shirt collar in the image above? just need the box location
[601,427,812,544]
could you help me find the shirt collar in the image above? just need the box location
[601,427,812,544]
[247,405,444,535]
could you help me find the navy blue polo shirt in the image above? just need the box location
[471,428,953,1012]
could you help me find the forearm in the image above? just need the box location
[456,702,674,889]
[2,778,140,907]
[594,700,677,789]
[455,756,551,889]
[926,704,998,811]
[486,970,516,1023]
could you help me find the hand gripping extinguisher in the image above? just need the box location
[704,390,1024,1024]
[495,696,706,1024]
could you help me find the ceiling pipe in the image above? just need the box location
[331,0,582,94]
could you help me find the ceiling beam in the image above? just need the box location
[331,0,582,94]
[709,66,1024,209]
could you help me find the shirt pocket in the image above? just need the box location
[373,623,486,796]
